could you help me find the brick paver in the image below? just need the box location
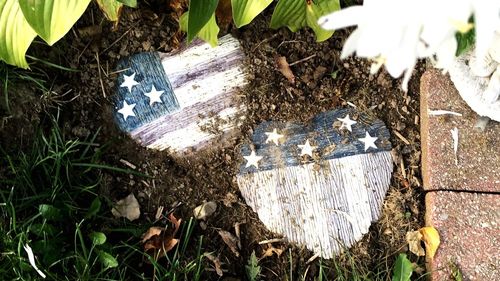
[420,69,500,192]
[425,192,499,281]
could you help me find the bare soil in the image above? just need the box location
[0,2,425,280]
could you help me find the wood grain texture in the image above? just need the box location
[113,35,247,153]
[236,109,393,258]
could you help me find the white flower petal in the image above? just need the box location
[318,6,365,30]
[23,244,46,279]
[340,29,361,59]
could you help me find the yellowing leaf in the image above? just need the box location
[232,0,272,28]
[270,0,340,42]
[180,11,220,47]
[406,230,425,256]
[19,0,91,45]
[96,0,123,23]
[419,226,440,260]
[0,0,37,68]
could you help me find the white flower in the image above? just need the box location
[23,244,46,279]
[318,0,500,92]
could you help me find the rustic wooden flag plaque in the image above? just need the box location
[236,109,394,258]
[112,35,247,153]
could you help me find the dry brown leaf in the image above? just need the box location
[141,213,183,260]
[141,226,163,243]
[406,230,425,256]
[261,245,284,258]
[168,213,182,237]
[275,56,295,83]
[204,252,223,276]
[218,230,240,257]
[419,226,440,260]
[216,0,232,31]
[111,193,140,221]
[234,221,245,249]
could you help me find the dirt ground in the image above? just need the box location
[0,2,425,280]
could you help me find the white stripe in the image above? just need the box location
[171,67,247,108]
[237,151,392,259]
[147,106,244,151]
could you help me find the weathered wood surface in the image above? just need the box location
[236,109,393,258]
[449,52,500,122]
[113,34,247,153]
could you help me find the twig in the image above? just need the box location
[258,238,284,245]
[393,130,410,145]
[99,26,135,56]
[289,54,317,66]
[428,110,462,116]
[95,52,107,98]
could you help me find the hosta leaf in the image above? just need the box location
[19,0,92,45]
[187,0,219,43]
[0,0,37,68]
[180,12,220,47]
[116,0,137,7]
[392,254,413,281]
[232,0,272,28]
[270,0,340,42]
[96,0,123,22]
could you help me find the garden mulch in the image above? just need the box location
[420,69,500,280]
[1,2,426,279]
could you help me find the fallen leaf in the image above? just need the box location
[218,230,240,257]
[406,230,425,256]
[222,192,238,207]
[193,201,217,220]
[141,226,163,243]
[275,56,295,83]
[216,0,232,31]
[234,221,245,249]
[168,213,182,237]
[261,245,284,258]
[141,213,183,260]
[111,193,140,221]
[204,252,223,276]
[419,226,440,261]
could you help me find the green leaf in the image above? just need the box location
[89,231,107,245]
[455,28,475,56]
[116,0,136,7]
[270,0,340,42]
[180,12,220,47]
[186,0,219,43]
[85,197,101,219]
[30,223,57,237]
[392,254,413,281]
[98,251,118,269]
[232,0,272,28]
[39,204,63,221]
[0,0,37,68]
[245,251,261,281]
[96,0,123,22]
[18,0,92,45]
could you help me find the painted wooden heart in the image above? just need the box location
[112,35,247,154]
[236,109,393,258]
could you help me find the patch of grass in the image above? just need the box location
[0,116,205,280]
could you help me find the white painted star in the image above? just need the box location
[144,85,164,105]
[298,139,317,157]
[117,100,136,121]
[337,114,357,132]
[358,131,378,151]
[120,73,139,93]
[265,128,284,145]
[244,150,263,169]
